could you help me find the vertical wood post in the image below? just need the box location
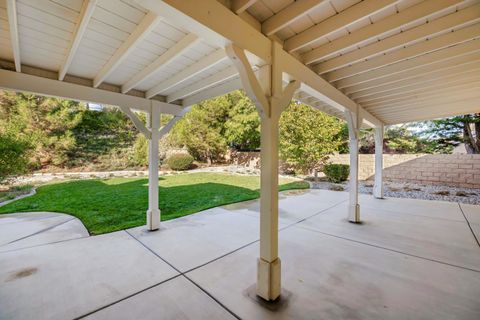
[346,110,360,223]
[227,42,298,301]
[146,106,160,230]
[373,124,384,199]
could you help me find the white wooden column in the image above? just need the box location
[146,106,161,230]
[227,42,299,301]
[345,110,360,223]
[373,124,384,199]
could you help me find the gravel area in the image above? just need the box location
[311,180,480,205]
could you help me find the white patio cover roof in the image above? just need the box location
[0,0,479,125]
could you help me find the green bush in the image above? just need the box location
[132,134,149,166]
[0,133,32,183]
[167,153,194,171]
[323,163,350,183]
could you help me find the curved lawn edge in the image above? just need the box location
[0,172,309,235]
[0,188,37,207]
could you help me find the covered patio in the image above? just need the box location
[0,0,480,318]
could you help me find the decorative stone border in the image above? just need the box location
[0,188,36,207]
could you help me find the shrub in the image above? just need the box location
[323,163,349,183]
[132,134,149,166]
[167,153,194,171]
[0,133,32,184]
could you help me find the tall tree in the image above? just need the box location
[423,114,480,154]
[279,101,344,174]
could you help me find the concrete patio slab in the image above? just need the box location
[223,189,348,225]
[1,192,479,319]
[461,203,480,224]
[0,212,75,246]
[0,211,63,225]
[128,207,262,272]
[188,225,480,320]
[0,231,178,320]
[359,194,466,222]
[0,218,88,252]
[84,276,236,320]
[128,190,348,273]
[298,201,480,271]
[461,204,480,243]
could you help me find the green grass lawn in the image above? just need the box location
[0,172,308,235]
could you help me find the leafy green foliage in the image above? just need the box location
[224,92,261,150]
[323,164,350,183]
[0,91,84,169]
[167,153,194,171]
[420,114,480,154]
[0,173,309,234]
[0,132,31,183]
[355,125,451,154]
[132,134,149,166]
[169,96,229,164]
[279,102,345,174]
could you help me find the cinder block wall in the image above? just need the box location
[328,154,480,188]
[230,152,480,188]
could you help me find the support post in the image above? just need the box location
[227,42,299,301]
[146,105,161,231]
[373,124,384,199]
[345,110,360,223]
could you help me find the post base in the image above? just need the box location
[348,204,361,223]
[146,209,160,231]
[257,257,281,301]
[373,185,384,199]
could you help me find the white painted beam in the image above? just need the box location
[302,0,462,65]
[226,44,269,116]
[93,11,160,87]
[136,0,382,127]
[232,0,258,14]
[136,0,270,64]
[146,48,227,98]
[166,65,238,102]
[325,24,480,82]
[360,74,480,105]
[381,98,480,124]
[351,61,480,99]
[372,93,480,117]
[344,49,480,94]
[0,68,184,115]
[364,82,480,109]
[182,77,242,107]
[315,4,480,74]
[262,0,325,36]
[358,71,480,105]
[285,0,397,53]
[278,49,382,128]
[118,105,151,138]
[158,106,191,138]
[59,0,97,81]
[6,0,21,72]
[122,33,199,93]
[335,39,480,89]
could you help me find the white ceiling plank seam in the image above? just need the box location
[93,11,161,88]
[302,0,464,65]
[145,48,228,98]
[121,33,200,93]
[59,0,98,81]
[6,0,21,72]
